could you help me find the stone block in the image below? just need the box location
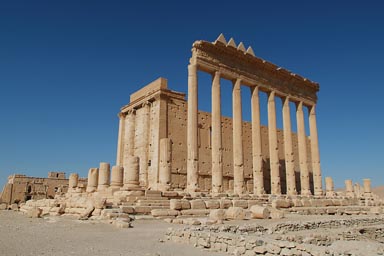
[232,200,248,209]
[170,199,182,210]
[370,206,382,214]
[11,204,18,211]
[183,218,201,225]
[250,205,270,219]
[209,209,226,222]
[272,199,292,209]
[120,206,135,214]
[27,207,42,218]
[190,199,206,209]
[0,203,7,210]
[225,207,246,220]
[151,209,179,217]
[219,199,232,209]
[180,209,210,216]
[133,206,152,214]
[205,200,220,209]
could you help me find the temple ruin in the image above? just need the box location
[8,34,380,228]
[115,34,322,196]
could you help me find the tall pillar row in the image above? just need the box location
[185,65,323,196]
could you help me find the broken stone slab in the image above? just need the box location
[0,203,7,210]
[272,199,293,209]
[225,207,246,220]
[250,205,270,219]
[209,209,226,222]
[180,209,210,216]
[27,207,42,218]
[151,209,179,217]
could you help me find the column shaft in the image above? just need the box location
[211,71,223,194]
[296,102,311,195]
[233,79,244,194]
[282,97,296,195]
[309,105,323,196]
[187,64,199,192]
[139,102,151,187]
[268,91,281,195]
[251,86,264,195]
[116,113,125,166]
[123,109,136,168]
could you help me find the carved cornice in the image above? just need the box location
[191,39,319,103]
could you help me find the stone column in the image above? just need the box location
[139,101,151,187]
[97,162,110,191]
[122,156,140,190]
[116,113,125,166]
[354,183,361,197]
[251,86,265,195]
[282,97,296,195]
[363,178,372,195]
[159,138,172,191]
[309,105,323,196]
[211,71,223,194]
[123,109,136,166]
[187,64,199,192]
[268,91,281,195]
[68,173,79,192]
[345,179,354,197]
[110,166,124,189]
[86,168,98,193]
[296,102,311,196]
[233,78,244,195]
[325,177,335,197]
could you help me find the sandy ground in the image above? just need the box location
[0,211,226,256]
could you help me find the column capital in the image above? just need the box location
[118,112,126,119]
[127,109,136,116]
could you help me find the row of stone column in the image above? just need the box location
[321,177,372,198]
[67,160,141,193]
[116,102,151,188]
[187,65,323,196]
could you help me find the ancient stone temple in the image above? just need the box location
[115,34,323,196]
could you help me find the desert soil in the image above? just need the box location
[0,211,226,256]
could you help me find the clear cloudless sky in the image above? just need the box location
[1,1,383,189]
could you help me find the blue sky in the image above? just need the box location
[1,1,383,189]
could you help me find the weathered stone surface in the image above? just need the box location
[27,207,42,218]
[209,209,226,222]
[0,203,7,210]
[204,200,220,209]
[190,199,206,209]
[250,205,270,219]
[225,207,246,220]
[232,200,248,209]
[151,209,179,217]
[272,199,292,209]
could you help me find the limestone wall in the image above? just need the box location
[0,173,87,204]
[120,78,314,194]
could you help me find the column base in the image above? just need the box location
[301,189,312,196]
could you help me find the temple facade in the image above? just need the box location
[115,34,323,196]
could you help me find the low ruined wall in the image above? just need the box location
[165,217,384,255]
